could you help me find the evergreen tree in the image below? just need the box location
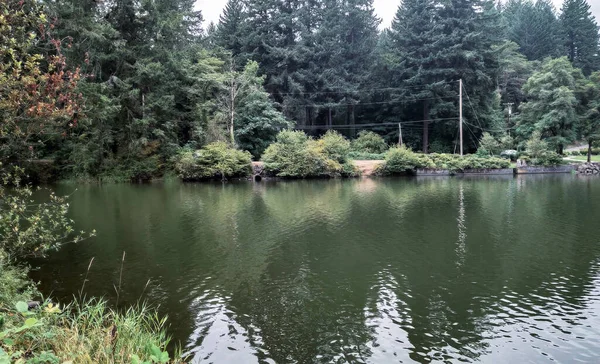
[580,72,600,161]
[388,0,440,152]
[234,62,293,158]
[311,0,380,134]
[560,0,600,75]
[517,57,584,153]
[494,41,537,109]
[389,0,502,152]
[215,0,247,63]
[503,0,562,61]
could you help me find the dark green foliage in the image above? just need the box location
[580,72,600,161]
[174,142,252,181]
[215,0,247,63]
[6,0,598,180]
[560,0,600,75]
[231,62,293,158]
[386,0,502,153]
[518,57,584,153]
[503,0,562,61]
[351,131,388,154]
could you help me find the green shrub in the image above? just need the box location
[423,154,510,171]
[347,151,386,160]
[523,131,564,166]
[592,147,600,155]
[175,142,252,181]
[527,151,564,166]
[376,146,434,175]
[262,130,355,178]
[477,132,502,156]
[351,131,388,154]
[319,131,351,163]
[428,153,464,170]
[0,165,95,259]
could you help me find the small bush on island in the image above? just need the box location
[175,142,252,181]
[262,130,358,178]
[351,131,389,154]
[319,130,351,163]
[375,146,435,175]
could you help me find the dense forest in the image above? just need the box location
[1,0,600,181]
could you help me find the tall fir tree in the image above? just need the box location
[388,0,440,152]
[560,0,600,75]
[311,0,380,134]
[215,0,247,64]
[389,0,502,152]
[503,0,562,61]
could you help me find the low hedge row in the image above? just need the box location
[376,146,511,175]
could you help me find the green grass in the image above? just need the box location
[564,155,600,162]
[0,262,183,364]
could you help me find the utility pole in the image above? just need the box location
[459,79,463,156]
[504,102,514,137]
[398,123,403,146]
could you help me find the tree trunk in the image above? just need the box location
[350,105,355,138]
[230,78,236,146]
[423,100,430,154]
[328,108,332,128]
[589,140,593,163]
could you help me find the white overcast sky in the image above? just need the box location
[195,0,600,29]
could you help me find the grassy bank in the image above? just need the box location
[0,263,181,363]
[0,165,182,363]
[564,155,600,162]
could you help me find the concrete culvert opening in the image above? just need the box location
[254,175,262,182]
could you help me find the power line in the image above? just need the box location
[295,118,457,130]
[462,85,483,130]
[272,80,460,97]
[281,96,457,109]
[463,120,517,133]
[462,122,480,149]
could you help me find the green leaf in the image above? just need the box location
[15,301,28,313]
[2,338,14,346]
[24,318,37,327]
[149,344,161,357]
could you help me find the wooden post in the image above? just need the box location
[459,79,463,156]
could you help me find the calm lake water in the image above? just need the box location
[30,175,600,363]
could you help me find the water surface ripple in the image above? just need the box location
[30,175,600,363]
